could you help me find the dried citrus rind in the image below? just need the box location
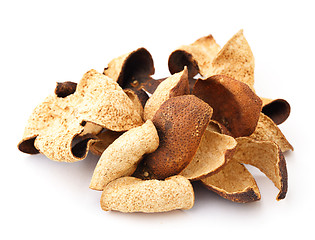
[124,88,145,119]
[55,81,77,98]
[100,175,194,213]
[250,113,293,152]
[261,98,291,125]
[206,29,255,90]
[143,67,189,121]
[89,130,123,156]
[103,47,161,95]
[18,69,143,162]
[201,137,288,202]
[201,160,261,203]
[142,95,213,180]
[90,120,159,191]
[193,75,262,137]
[180,125,237,181]
[168,34,221,78]
[233,137,288,200]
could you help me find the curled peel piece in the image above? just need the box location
[104,47,161,95]
[168,34,221,78]
[233,137,288,200]
[124,89,145,119]
[90,120,159,191]
[250,113,293,152]
[261,98,291,125]
[180,125,237,181]
[55,81,77,98]
[142,95,213,180]
[206,29,255,90]
[18,70,143,162]
[143,67,189,121]
[101,175,194,213]
[90,130,123,156]
[193,75,262,137]
[201,160,261,203]
[201,137,288,202]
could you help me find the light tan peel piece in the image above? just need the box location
[124,89,145,119]
[168,34,221,78]
[233,137,288,200]
[202,137,288,202]
[101,175,194,213]
[90,130,123,156]
[18,70,143,162]
[201,160,261,203]
[250,113,293,152]
[180,125,237,181]
[143,67,189,121]
[206,29,255,90]
[90,120,159,191]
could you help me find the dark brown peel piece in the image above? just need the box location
[18,136,39,154]
[55,81,77,98]
[193,75,262,137]
[142,95,213,180]
[261,98,291,125]
[103,48,158,95]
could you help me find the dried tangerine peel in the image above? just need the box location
[143,67,189,121]
[101,175,194,213]
[168,34,221,78]
[202,137,288,202]
[103,47,157,93]
[180,125,237,181]
[124,89,145,119]
[233,137,288,200]
[250,113,293,152]
[143,95,213,180]
[193,75,262,137]
[206,29,255,90]
[201,160,261,203]
[90,130,123,156]
[18,69,143,162]
[90,120,159,191]
[55,81,77,98]
[261,98,291,125]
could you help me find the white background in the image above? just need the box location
[1,0,314,239]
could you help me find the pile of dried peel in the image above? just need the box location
[18,30,293,213]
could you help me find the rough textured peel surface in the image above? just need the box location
[101,176,194,213]
[90,120,159,191]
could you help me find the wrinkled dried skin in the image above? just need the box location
[143,67,189,121]
[233,137,288,200]
[103,47,158,93]
[201,160,261,203]
[55,81,77,98]
[261,98,291,125]
[206,29,255,90]
[90,130,123,156]
[180,125,237,181]
[101,176,194,213]
[90,120,159,191]
[18,70,143,162]
[143,95,213,180]
[168,34,221,78]
[250,113,293,152]
[193,75,262,137]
